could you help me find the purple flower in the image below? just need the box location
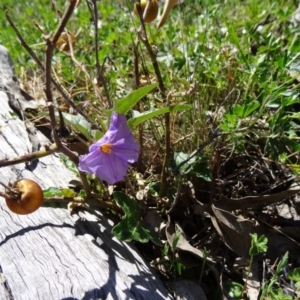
[78,112,139,185]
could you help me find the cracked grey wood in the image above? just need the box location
[0,45,173,300]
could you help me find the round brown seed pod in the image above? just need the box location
[134,0,158,23]
[5,179,44,215]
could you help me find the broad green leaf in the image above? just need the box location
[173,152,196,174]
[112,192,161,245]
[128,105,191,128]
[114,83,158,115]
[61,112,92,140]
[174,152,189,164]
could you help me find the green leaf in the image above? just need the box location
[193,158,212,182]
[163,242,170,257]
[173,153,211,181]
[147,182,160,197]
[249,233,268,256]
[288,267,300,282]
[61,112,92,140]
[176,261,186,276]
[219,113,238,132]
[61,188,76,198]
[289,111,300,120]
[59,155,79,175]
[172,231,181,251]
[223,280,243,299]
[78,189,87,198]
[114,83,158,115]
[276,252,288,274]
[43,187,64,198]
[232,101,260,119]
[269,288,293,300]
[227,23,249,68]
[173,152,195,174]
[112,192,161,245]
[128,105,191,128]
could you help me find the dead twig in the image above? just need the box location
[6,10,97,128]
[136,17,169,198]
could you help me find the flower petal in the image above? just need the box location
[78,149,103,173]
[95,153,129,184]
[112,138,139,163]
[108,113,134,143]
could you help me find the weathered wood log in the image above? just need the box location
[0,45,173,300]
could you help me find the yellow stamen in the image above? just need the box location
[100,143,113,154]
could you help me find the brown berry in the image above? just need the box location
[5,179,44,215]
[134,0,158,23]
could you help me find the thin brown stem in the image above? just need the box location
[42,0,90,196]
[78,172,92,197]
[6,10,97,127]
[137,25,170,197]
[132,41,145,172]
[44,195,123,214]
[0,144,58,168]
[0,182,14,193]
[0,189,19,200]
[87,0,112,108]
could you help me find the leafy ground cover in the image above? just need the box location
[1,0,300,299]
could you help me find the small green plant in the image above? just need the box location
[249,233,268,256]
[288,267,300,292]
[260,252,290,300]
[161,230,186,279]
[242,233,268,297]
[223,280,244,299]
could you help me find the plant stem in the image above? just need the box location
[0,144,58,168]
[242,254,253,297]
[6,10,96,127]
[137,22,169,197]
[44,195,123,214]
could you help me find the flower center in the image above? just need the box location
[100,143,113,154]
